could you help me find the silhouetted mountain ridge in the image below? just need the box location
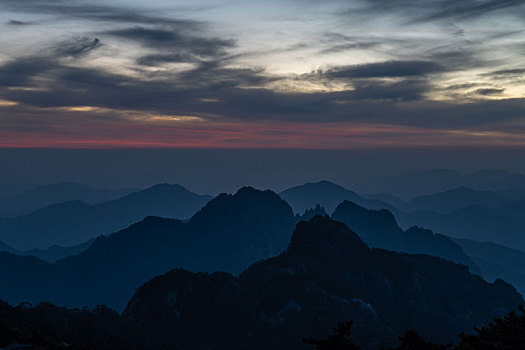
[332,200,481,275]
[280,181,396,214]
[404,186,509,213]
[0,184,212,249]
[357,169,525,199]
[0,182,138,217]
[123,216,522,350]
[0,187,296,310]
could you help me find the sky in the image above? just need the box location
[0,0,524,149]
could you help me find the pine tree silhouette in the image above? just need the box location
[388,330,451,350]
[456,305,525,350]
[303,321,360,350]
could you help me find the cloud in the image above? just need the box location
[324,60,444,79]
[1,0,524,150]
[137,53,197,66]
[476,88,505,96]
[318,33,382,54]
[3,53,523,132]
[0,57,56,87]
[351,0,525,22]
[7,20,31,25]
[1,1,200,28]
[55,37,102,57]
[483,68,525,78]
[420,0,525,21]
[103,27,235,59]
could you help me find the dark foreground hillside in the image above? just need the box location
[123,216,522,349]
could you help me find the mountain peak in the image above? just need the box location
[289,215,369,254]
[334,200,399,230]
[141,183,189,193]
[235,186,271,196]
[280,181,363,214]
[191,187,293,224]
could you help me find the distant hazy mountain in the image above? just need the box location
[123,216,522,350]
[280,180,394,214]
[452,237,525,296]
[358,169,525,199]
[497,187,525,200]
[0,182,138,217]
[0,238,93,262]
[0,184,212,249]
[0,187,296,310]
[404,187,509,213]
[363,192,407,210]
[280,181,362,214]
[0,240,18,255]
[394,200,525,251]
[331,201,480,275]
[23,239,95,262]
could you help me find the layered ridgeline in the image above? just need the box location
[123,216,523,350]
[280,181,525,252]
[0,238,94,262]
[357,169,525,200]
[0,187,296,311]
[0,184,212,249]
[0,186,500,311]
[332,201,481,275]
[280,181,395,214]
[279,180,525,290]
[0,182,138,218]
[452,237,525,297]
[394,199,525,251]
[399,186,509,213]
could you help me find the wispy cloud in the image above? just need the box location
[0,0,523,148]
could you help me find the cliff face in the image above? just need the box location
[124,216,523,350]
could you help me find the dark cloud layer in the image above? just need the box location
[476,88,505,96]
[104,26,235,60]
[7,19,30,25]
[1,52,524,132]
[0,58,56,87]
[0,0,524,149]
[1,0,199,28]
[353,0,525,22]
[55,37,102,57]
[324,60,444,78]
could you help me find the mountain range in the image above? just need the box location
[352,169,525,199]
[280,180,396,214]
[280,180,525,257]
[0,181,524,311]
[380,186,510,213]
[0,183,212,249]
[0,182,138,217]
[1,183,524,310]
[123,216,523,350]
[394,200,525,251]
[452,237,525,297]
[331,200,480,275]
[0,187,296,311]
